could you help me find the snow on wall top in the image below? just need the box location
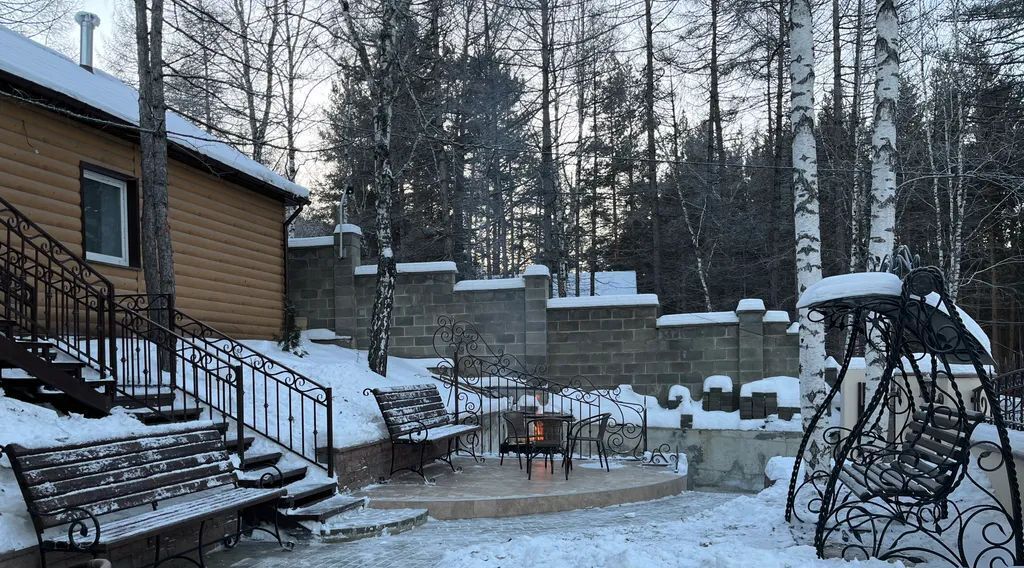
[847,355,994,377]
[703,375,733,392]
[354,261,458,275]
[797,272,903,309]
[0,26,308,200]
[453,277,525,292]
[657,311,738,327]
[739,376,800,407]
[289,236,334,248]
[547,294,659,309]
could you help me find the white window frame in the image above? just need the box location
[82,169,130,267]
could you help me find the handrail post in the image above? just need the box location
[325,387,334,478]
[166,294,177,383]
[106,289,117,383]
[234,364,245,463]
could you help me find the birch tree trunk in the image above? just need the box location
[366,0,402,377]
[135,0,176,372]
[864,0,900,400]
[790,0,829,475]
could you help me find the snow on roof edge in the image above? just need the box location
[0,26,308,201]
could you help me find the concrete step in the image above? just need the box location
[277,480,340,509]
[224,435,255,452]
[302,507,428,541]
[128,406,205,424]
[238,465,308,488]
[114,386,176,409]
[280,495,366,523]
[241,452,282,471]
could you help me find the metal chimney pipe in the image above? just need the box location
[74,12,101,71]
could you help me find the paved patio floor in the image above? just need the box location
[359,457,688,518]
[209,491,736,568]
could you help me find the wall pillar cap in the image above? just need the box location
[735,298,767,314]
[335,223,363,236]
[522,264,551,278]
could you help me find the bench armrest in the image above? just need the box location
[400,420,431,443]
[31,505,102,550]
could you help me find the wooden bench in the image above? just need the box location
[365,383,480,480]
[4,425,290,568]
[838,407,984,504]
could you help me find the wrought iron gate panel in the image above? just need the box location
[431,316,648,460]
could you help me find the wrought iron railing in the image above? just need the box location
[976,369,1024,431]
[432,315,648,460]
[117,294,333,476]
[0,262,37,341]
[111,300,248,459]
[0,193,115,380]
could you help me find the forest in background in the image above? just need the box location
[4,0,1023,368]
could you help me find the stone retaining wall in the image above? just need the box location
[288,227,799,399]
[648,427,803,492]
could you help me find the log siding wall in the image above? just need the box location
[0,98,285,338]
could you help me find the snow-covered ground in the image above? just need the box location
[441,458,895,568]
[236,335,453,449]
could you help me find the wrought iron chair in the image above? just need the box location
[499,410,530,469]
[567,413,612,472]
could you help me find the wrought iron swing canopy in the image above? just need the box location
[785,267,1022,567]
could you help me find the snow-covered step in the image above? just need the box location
[281,495,366,523]
[126,405,205,424]
[241,451,282,471]
[237,465,308,488]
[277,479,339,509]
[301,506,428,541]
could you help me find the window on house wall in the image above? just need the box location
[82,169,131,266]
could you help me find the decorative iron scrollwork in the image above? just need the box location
[785,267,1023,566]
[432,316,648,461]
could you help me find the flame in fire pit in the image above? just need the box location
[532,420,545,442]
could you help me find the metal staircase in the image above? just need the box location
[0,193,334,477]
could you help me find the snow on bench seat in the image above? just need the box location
[41,487,285,549]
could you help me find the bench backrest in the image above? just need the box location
[371,384,453,438]
[5,426,236,531]
[900,407,984,486]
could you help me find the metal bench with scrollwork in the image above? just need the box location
[5,425,290,568]
[365,383,480,480]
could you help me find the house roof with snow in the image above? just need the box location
[0,25,308,203]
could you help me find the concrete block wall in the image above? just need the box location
[287,239,339,331]
[287,227,800,399]
[546,301,660,387]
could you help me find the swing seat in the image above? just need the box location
[838,408,984,502]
